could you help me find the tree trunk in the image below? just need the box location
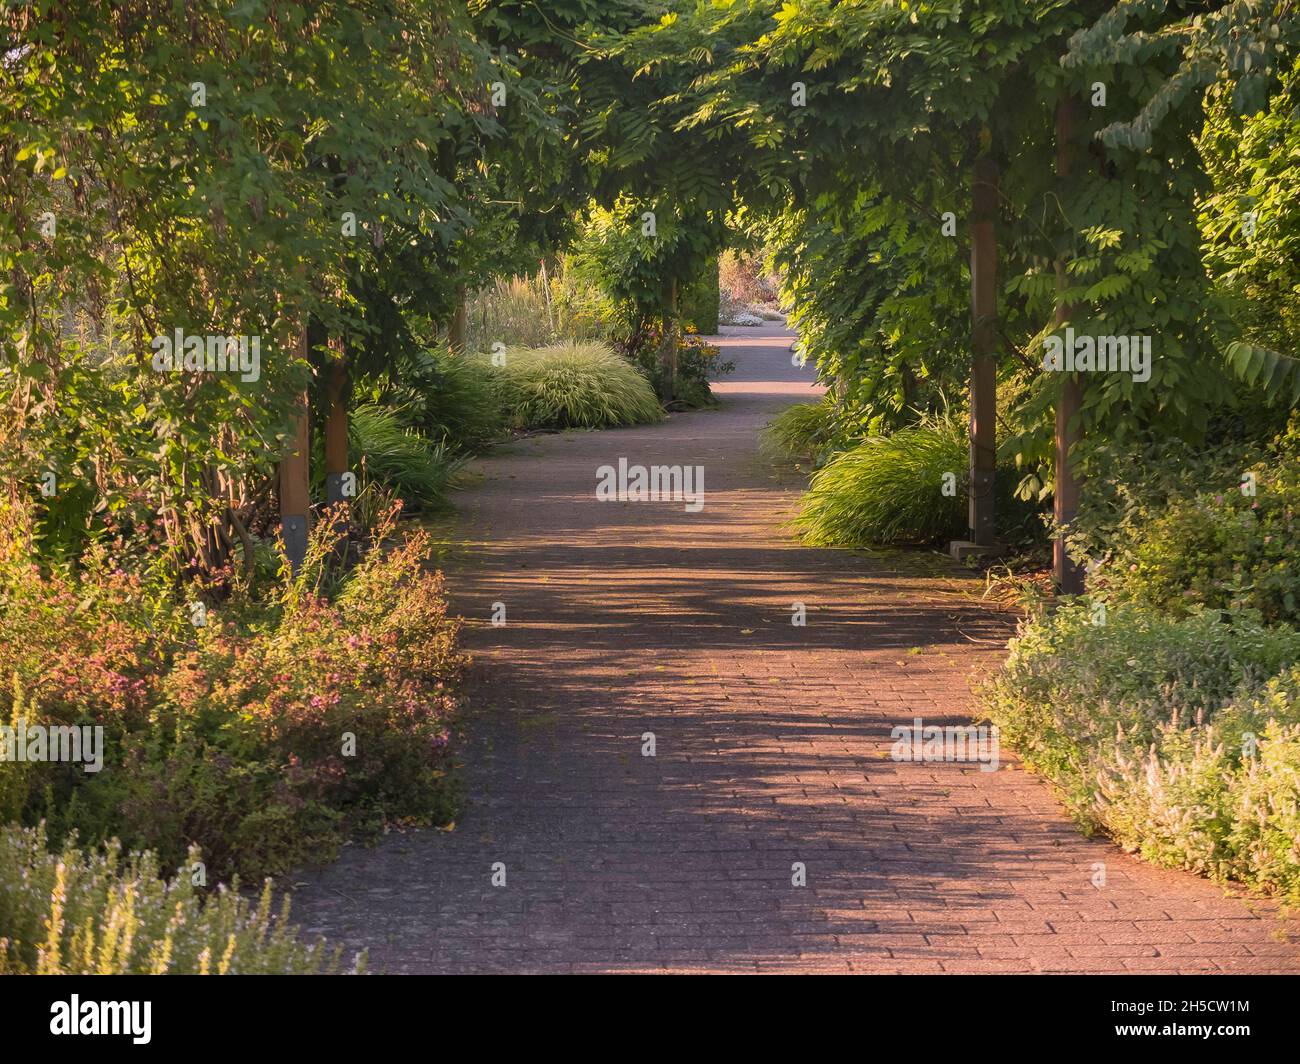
[657,276,679,403]
[967,152,999,546]
[279,327,311,575]
[1053,97,1085,594]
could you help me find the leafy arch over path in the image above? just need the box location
[4,0,1300,583]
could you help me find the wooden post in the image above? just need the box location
[968,153,999,547]
[1053,97,1085,594]
[279,326,311,575]
[657,276,679,403]
[323,338,349,506]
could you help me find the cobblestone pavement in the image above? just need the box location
[293,323,1300,973]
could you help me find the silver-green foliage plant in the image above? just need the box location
[0,824,360,974]
[985,600,1300,898]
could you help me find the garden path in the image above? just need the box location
[294,323,1300,973]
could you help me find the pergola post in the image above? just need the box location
[1053,97,1085,594]
[950,151,1004,562]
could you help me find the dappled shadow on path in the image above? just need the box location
[291,323,1299,974]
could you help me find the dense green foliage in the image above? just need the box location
[9,0,1300,932]
[1071,435,1300,625]
[365,347,508,456]
[763,400,836,463]
[349,406,464,512]
[989,418,1300,896]
[797,415,968,546]
[985,600,1300,898]
[1,0,490,565]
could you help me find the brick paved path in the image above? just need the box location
[294,323,1299,973]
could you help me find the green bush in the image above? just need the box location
[628,330,734,409]
[984,599,1300,896]
[679,259,720,334]
[0,823,358,974]
[487,342,664,430]
[795,414,967,545]
[350,404,464,510]
[1077,453,1300,626]
[795,411,1041,547]
[374,347,506,454]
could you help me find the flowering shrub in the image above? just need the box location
[0,502,465,880]
[0,510,183,730]
[984,600,1300,897]
[0,823,359,974]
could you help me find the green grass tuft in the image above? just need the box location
[485,342,664,431]
[351,404,464,510]
[380,347,506,454]
[764,399,835,462]
[796,414,966,546]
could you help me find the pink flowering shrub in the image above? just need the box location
[0,502,466,879]
[0,528,179,728]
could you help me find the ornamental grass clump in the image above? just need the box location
[486,342,663,430]
[350,404,465,510]
[763,399,836,463]
[795,414,966,546]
